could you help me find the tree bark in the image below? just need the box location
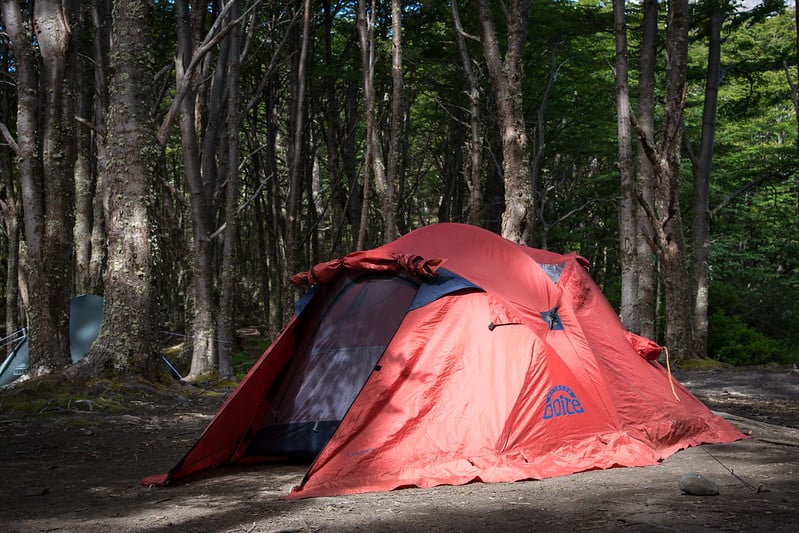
[286,0,311,269]
[383,0,403,242]
[0,42,21,335]
[1,0,80,375]
[690,10,724,359]
[216,0,242,379]
[637,0,696,362]
[175,0,216,379]
[84,0,161,378]
[88,0,111,297]
[356,0,377,250]
[74,35,95,296]
[476,0,532,245]
[0,141,21,337]
[635,0,658,341]
[451,1,484,226]
[614,0,638,333]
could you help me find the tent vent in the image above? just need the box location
[540,307,564,330]
[540,263,565,284]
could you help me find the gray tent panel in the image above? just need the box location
[69,294,104,363]
[0,295,104,386]
[0,338,28,386]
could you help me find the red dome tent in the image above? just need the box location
[143,223,744,499]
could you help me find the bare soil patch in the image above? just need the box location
[1,366,798,532]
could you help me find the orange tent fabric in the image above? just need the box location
[143,223,744,498]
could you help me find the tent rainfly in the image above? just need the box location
[142,223,744,499]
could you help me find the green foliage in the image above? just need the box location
[708,308,798,365]
[232,334,270,379]
[233,349,256,380]
[709,280,799,365]
[680,6,799,366]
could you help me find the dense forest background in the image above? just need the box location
[0,0,797,382]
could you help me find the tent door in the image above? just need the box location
[245,273,418,460]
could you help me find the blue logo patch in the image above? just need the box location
[543,385,585,419]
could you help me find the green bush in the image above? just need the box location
[708,309,798,365]
[233,350,255,380]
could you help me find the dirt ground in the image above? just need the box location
[1,365,797,532]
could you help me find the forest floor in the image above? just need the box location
[0,364,798,532]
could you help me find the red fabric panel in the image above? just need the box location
[146,223,745,497]
[140,317,301,486]
[625,331,663,360]
[287,228,744,498]
[288,286,731,499]
[553,260,742,455]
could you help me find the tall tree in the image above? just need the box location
[355,0,378,250]
[614,0,638,333]
[215,0,242,379]
[0,33,22,338]
[167,0,252,378]
[686,1,727,359]
[476,0,533,245]
[87,0,111,296]
[637,0,696,361]
[451,0,484,226]
[1,0,80,376]
[383,0,403,242]
[635,0,659,342]
[286,0,312,274]
[689,0,784,357]
[173,0,217,379]
[82,0,162,377]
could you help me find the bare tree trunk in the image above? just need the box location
[614,0,638,333]
[200,4,232,375]
[1,0,80,375]
[89,0,111,296]
[286,0,311,270]
[35,1,80,360]
[175,0,216,379]
[383,0,403,242]
[635,0,658,341]
[476,0,532,245]
[84,0,161,378]
[322,0,346,249]
[356,0,376,250]
[74,43,95,295]
[531,48,560,247]
[0,42,21,335]
[451,1,484,226]
[637,0,696,362]
[690,11,724,359]
[216,0,241,379]
[0,144,21,337]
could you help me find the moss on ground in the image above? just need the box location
[677,358,728,370]
[0,373,210,416]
